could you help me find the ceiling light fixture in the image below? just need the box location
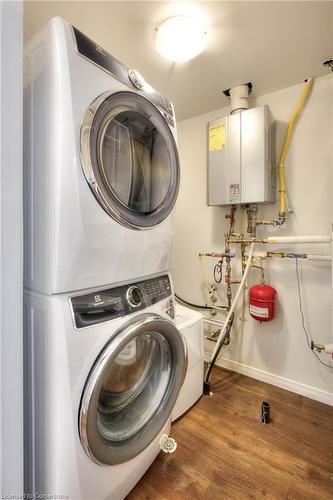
[155,15,207,63]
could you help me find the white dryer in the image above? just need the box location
[23,17,180,294]
[24,274,186,499]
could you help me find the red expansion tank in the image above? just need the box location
[249,284,277,322]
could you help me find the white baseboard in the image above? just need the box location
[204,353,333,406]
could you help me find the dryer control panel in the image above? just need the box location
[70,275,173,329]
[73,26,175,127]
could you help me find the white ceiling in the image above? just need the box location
[24,1,333,121]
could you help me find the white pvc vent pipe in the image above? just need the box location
[306,254,331,261]
[324,344,333,354]
[209,243,255,361]
[229,84,249,114]
[266,235,331,244]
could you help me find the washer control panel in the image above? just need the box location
[126,286,143,308]
[70,275,173,329]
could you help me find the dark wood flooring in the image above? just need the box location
[127,367,333,499]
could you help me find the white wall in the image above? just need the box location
[0,1,23,494]
[173,75,333,405]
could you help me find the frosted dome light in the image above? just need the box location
[155,16,207,63]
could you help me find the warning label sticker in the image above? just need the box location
[209,124,225,152]
[249,305,269,318]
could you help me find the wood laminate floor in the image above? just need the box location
[127,367,333,499]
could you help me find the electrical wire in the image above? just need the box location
[175,294,229,311]
[295,258,333,369]
[203,242,256,394]
[198,254,224,311]
[214,259,223,283]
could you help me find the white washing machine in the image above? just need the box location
[172,305,204,421]
[23,17,180,295]
[24,273,186,499]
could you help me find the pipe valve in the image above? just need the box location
[311,341,333,355]
[311,341,325,353]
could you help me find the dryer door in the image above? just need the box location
[79,314,186,465]
[80,91,180,229]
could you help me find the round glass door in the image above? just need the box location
[80,91,180,229]
[79,314,186,465]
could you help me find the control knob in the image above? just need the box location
[126,286,143,308]
[128,69,154,93]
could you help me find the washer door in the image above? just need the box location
[80,91,180,229]
[79,314,186,465]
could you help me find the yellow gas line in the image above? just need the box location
[278,78,313,221]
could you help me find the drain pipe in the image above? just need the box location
[203,243,255,394]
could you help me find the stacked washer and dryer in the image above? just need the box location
[23,17,203,500]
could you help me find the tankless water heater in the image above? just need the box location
[207,105,275,206]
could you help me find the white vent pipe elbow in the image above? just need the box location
[229,85,249,114]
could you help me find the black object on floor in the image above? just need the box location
[261,401,271,424]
